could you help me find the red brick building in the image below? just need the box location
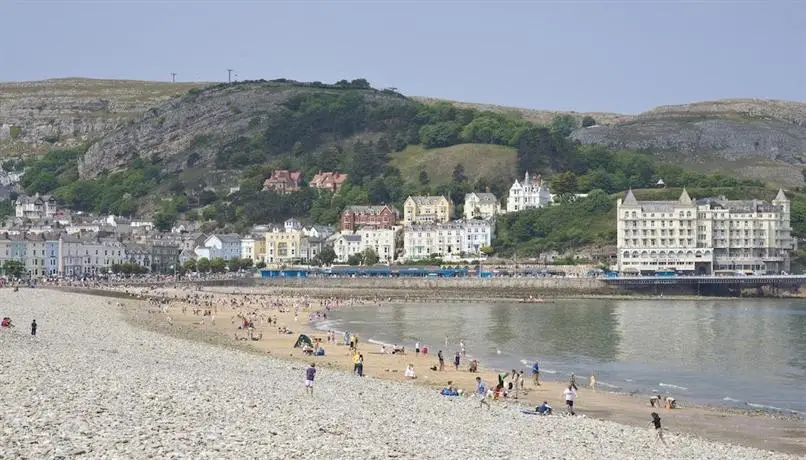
[340,205,398,231]
[309,171,348,192]
[263,170,303,194]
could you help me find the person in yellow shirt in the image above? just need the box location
[352,351,360,374]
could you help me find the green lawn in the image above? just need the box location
[390,143,517,186]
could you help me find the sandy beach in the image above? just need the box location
[2,286,804,459]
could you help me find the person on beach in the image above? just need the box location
[537,401,553,415]
[650,412,667,446]
[454,351,460,371]
[352,352,360,374]
[305,363,316,396]
[415,342,420,356]
[438,350,445,371]
[475,377,490,409]
[569,372,578,391]
[405,364,416,379]
[589,373,597,392]
[532,361,540,386]
[563,385,577,415]
[356,354,364,377]
[31,319,37,336]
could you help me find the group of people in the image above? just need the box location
[1,317,36,336]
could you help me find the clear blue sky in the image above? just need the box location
[2,1,804,113]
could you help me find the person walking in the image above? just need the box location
[532,361,540,386]
[356,353,364,377]
[475,377,490,409]
[569,372,578,391]
[415,342,421,356]
[305,363,316,396]
[454,351,460,371]
[563,385,577,415]
[650,412,667,446]
[30,319,37,337]
[437,350,445,371]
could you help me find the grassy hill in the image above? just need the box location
[390,143,516,187]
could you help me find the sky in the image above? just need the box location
[1,1,804,114]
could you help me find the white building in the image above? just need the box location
[506,172,551,213]
[617,189,793,275]
[331,228,398,263]
[332,233,363,263]
[403,219,493,261]
[194,234,242,261]
[240,236,255,261]
[464,192,501,219]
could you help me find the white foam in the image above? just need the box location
[659,382,688,391]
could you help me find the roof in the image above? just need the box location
[309,171,348,187]
[465,192,498,204]
[622,189,638,206]
[216,233,242,243]
[344,205,395,215]
[409,195,448,206]
[775,188,788,201]
[266,170,302,182]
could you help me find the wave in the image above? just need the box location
[745,402,792,413]
[596,381,620,389]
[659,383,688,391]
[722,397,742,403]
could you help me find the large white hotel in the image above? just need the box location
[616,189,794,275]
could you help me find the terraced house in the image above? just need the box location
[402,219,493,261]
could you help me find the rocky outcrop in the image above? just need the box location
[571,99,806,165]
[78,81,416,179]
[0,78,205,156]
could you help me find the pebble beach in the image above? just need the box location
[1,289,802,459]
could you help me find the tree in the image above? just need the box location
[452,163,467,183]
[418,170,430,186]
[550,114,578,138]
[2,260,25,278]
[183,259,197,272]
[480,246,494,256]
[549,171,578,196]
[347,253,363,266]
[319,246,337,266]
[154,211,176,232]
[581,116,597,128]
[196,257,211,273]
[363,248,379,266]
[210,257,227,273]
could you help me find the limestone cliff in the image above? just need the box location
[0,78,206,157]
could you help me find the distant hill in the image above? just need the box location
[571,99,806,186]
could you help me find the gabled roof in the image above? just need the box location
[465,192,498,204]
[775,188,787,201]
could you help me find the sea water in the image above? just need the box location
[317,298,806,414]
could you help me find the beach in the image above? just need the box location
[1,287,804,459]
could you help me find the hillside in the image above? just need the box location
[411,96,629,126]
[390,143,517,187]
[571,99,806,186]
[0,78,207,157]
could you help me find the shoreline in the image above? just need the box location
[53,284,806,456]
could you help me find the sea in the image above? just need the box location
[314,298,806,415]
